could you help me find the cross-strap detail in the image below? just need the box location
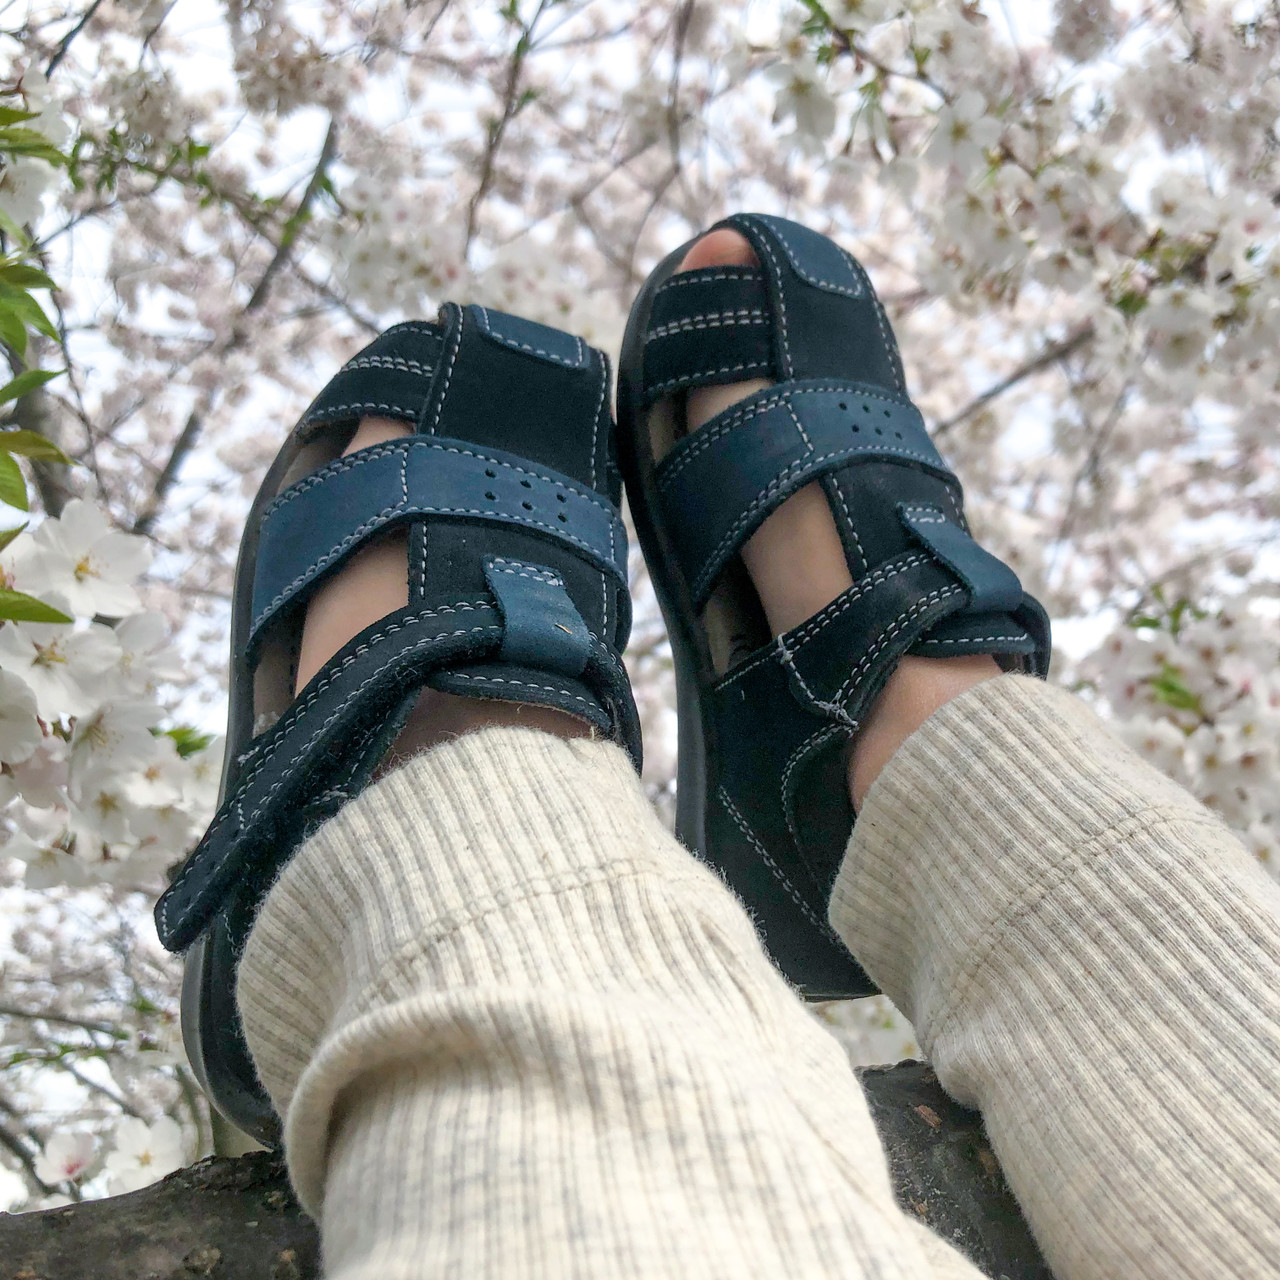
[656,379,948,608]
[156,597,506,951]
[249,435,628,654]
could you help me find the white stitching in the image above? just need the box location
[778,638,858,728]
[764,220,863,298]
[901,504,947,525]
[656,267,763,289]
[425,314,464,435]
[382,320,444,339]
[644,310,768,342]
[158,610,503,934]
[717,787,829,934]
[787,554,931,647]
[253,501,619,637]
[712,552,932,693]
[827,476,866,576]
[749,229,793,378]
[647,360,772,396]
[691,443,946,601]
[343,354,432,375]
[474,305,589,369]
[780,725,849,843]
[302,400,416,425]
[830,586,963,706]
[267,438,616,518]
[787,400,812,451]
[488,559,564,586]
[447,672,594,707]
[588,349,605,490]
[919,634,1028,646]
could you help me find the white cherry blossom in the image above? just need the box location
[28,501,152,619]
[104,1117,185,1194]
[33,1132,96,1187]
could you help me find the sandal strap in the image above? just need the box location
[299,319,446,432]
[640,266,775,400]
[655,379,946,608]
[248,434,628,653]
[156,596,504,951]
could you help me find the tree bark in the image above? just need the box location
[0,1062,1052,1280]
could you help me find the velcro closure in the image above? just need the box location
[483,556,591,677]
[899,504,1025,614]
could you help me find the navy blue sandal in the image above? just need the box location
[617,213,1050,1000]
[156,304,639,1143]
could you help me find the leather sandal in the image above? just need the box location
[616,213,1050,1000]
[156,304,639,1143]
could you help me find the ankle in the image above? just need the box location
[847,655,1001,808]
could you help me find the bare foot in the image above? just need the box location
[674,230,1000,808]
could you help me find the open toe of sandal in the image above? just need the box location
[157,304,639,1143]
[617,212,1050,1000]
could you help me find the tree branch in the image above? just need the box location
[0,1064,1053,1279]
[0,1004,122,1037]
[45,0,106,76]
[130,118,340,537]
[932,323,1094,439]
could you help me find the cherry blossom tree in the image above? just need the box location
[0,0,1275,1209]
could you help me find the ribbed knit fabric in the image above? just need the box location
[832,674,1280,1280]
[237,676,1280,1279]
[236,728,980,1280]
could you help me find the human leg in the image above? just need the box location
[668,225,1280,1280]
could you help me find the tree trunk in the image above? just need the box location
[0,1061,1053,1280]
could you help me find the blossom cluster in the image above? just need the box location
[0,500,222,890]
[1084,596,1280,868]
[0,1115,185,1211]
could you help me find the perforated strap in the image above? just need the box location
[656,379,950,609]
[641,266,776,402]
[249,435,628,652]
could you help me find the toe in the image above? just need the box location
[676,227,758,274]
[675,228,771,433]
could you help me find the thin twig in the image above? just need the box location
[52,1058,145,1119]
[0,1004,122,1037]
[131,118,339,537]
[45,0,105,75]
[463,0,548,252]
[933,323,1094,438]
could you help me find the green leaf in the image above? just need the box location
[0,304,28,357]
[0,451,27,510]
[162,725,215,758]
[0,587,71,624]
[0,126,67,166]
[0,107,39,127]
[1147,663,1202,713]
[0,284,57,342]
[0,262,56,290]
[0,523,26,553]
[0,369,61,409]
[0,426,70,463]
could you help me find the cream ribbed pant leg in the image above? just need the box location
[236,727,982,1280]
[832,675,1280,1280]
